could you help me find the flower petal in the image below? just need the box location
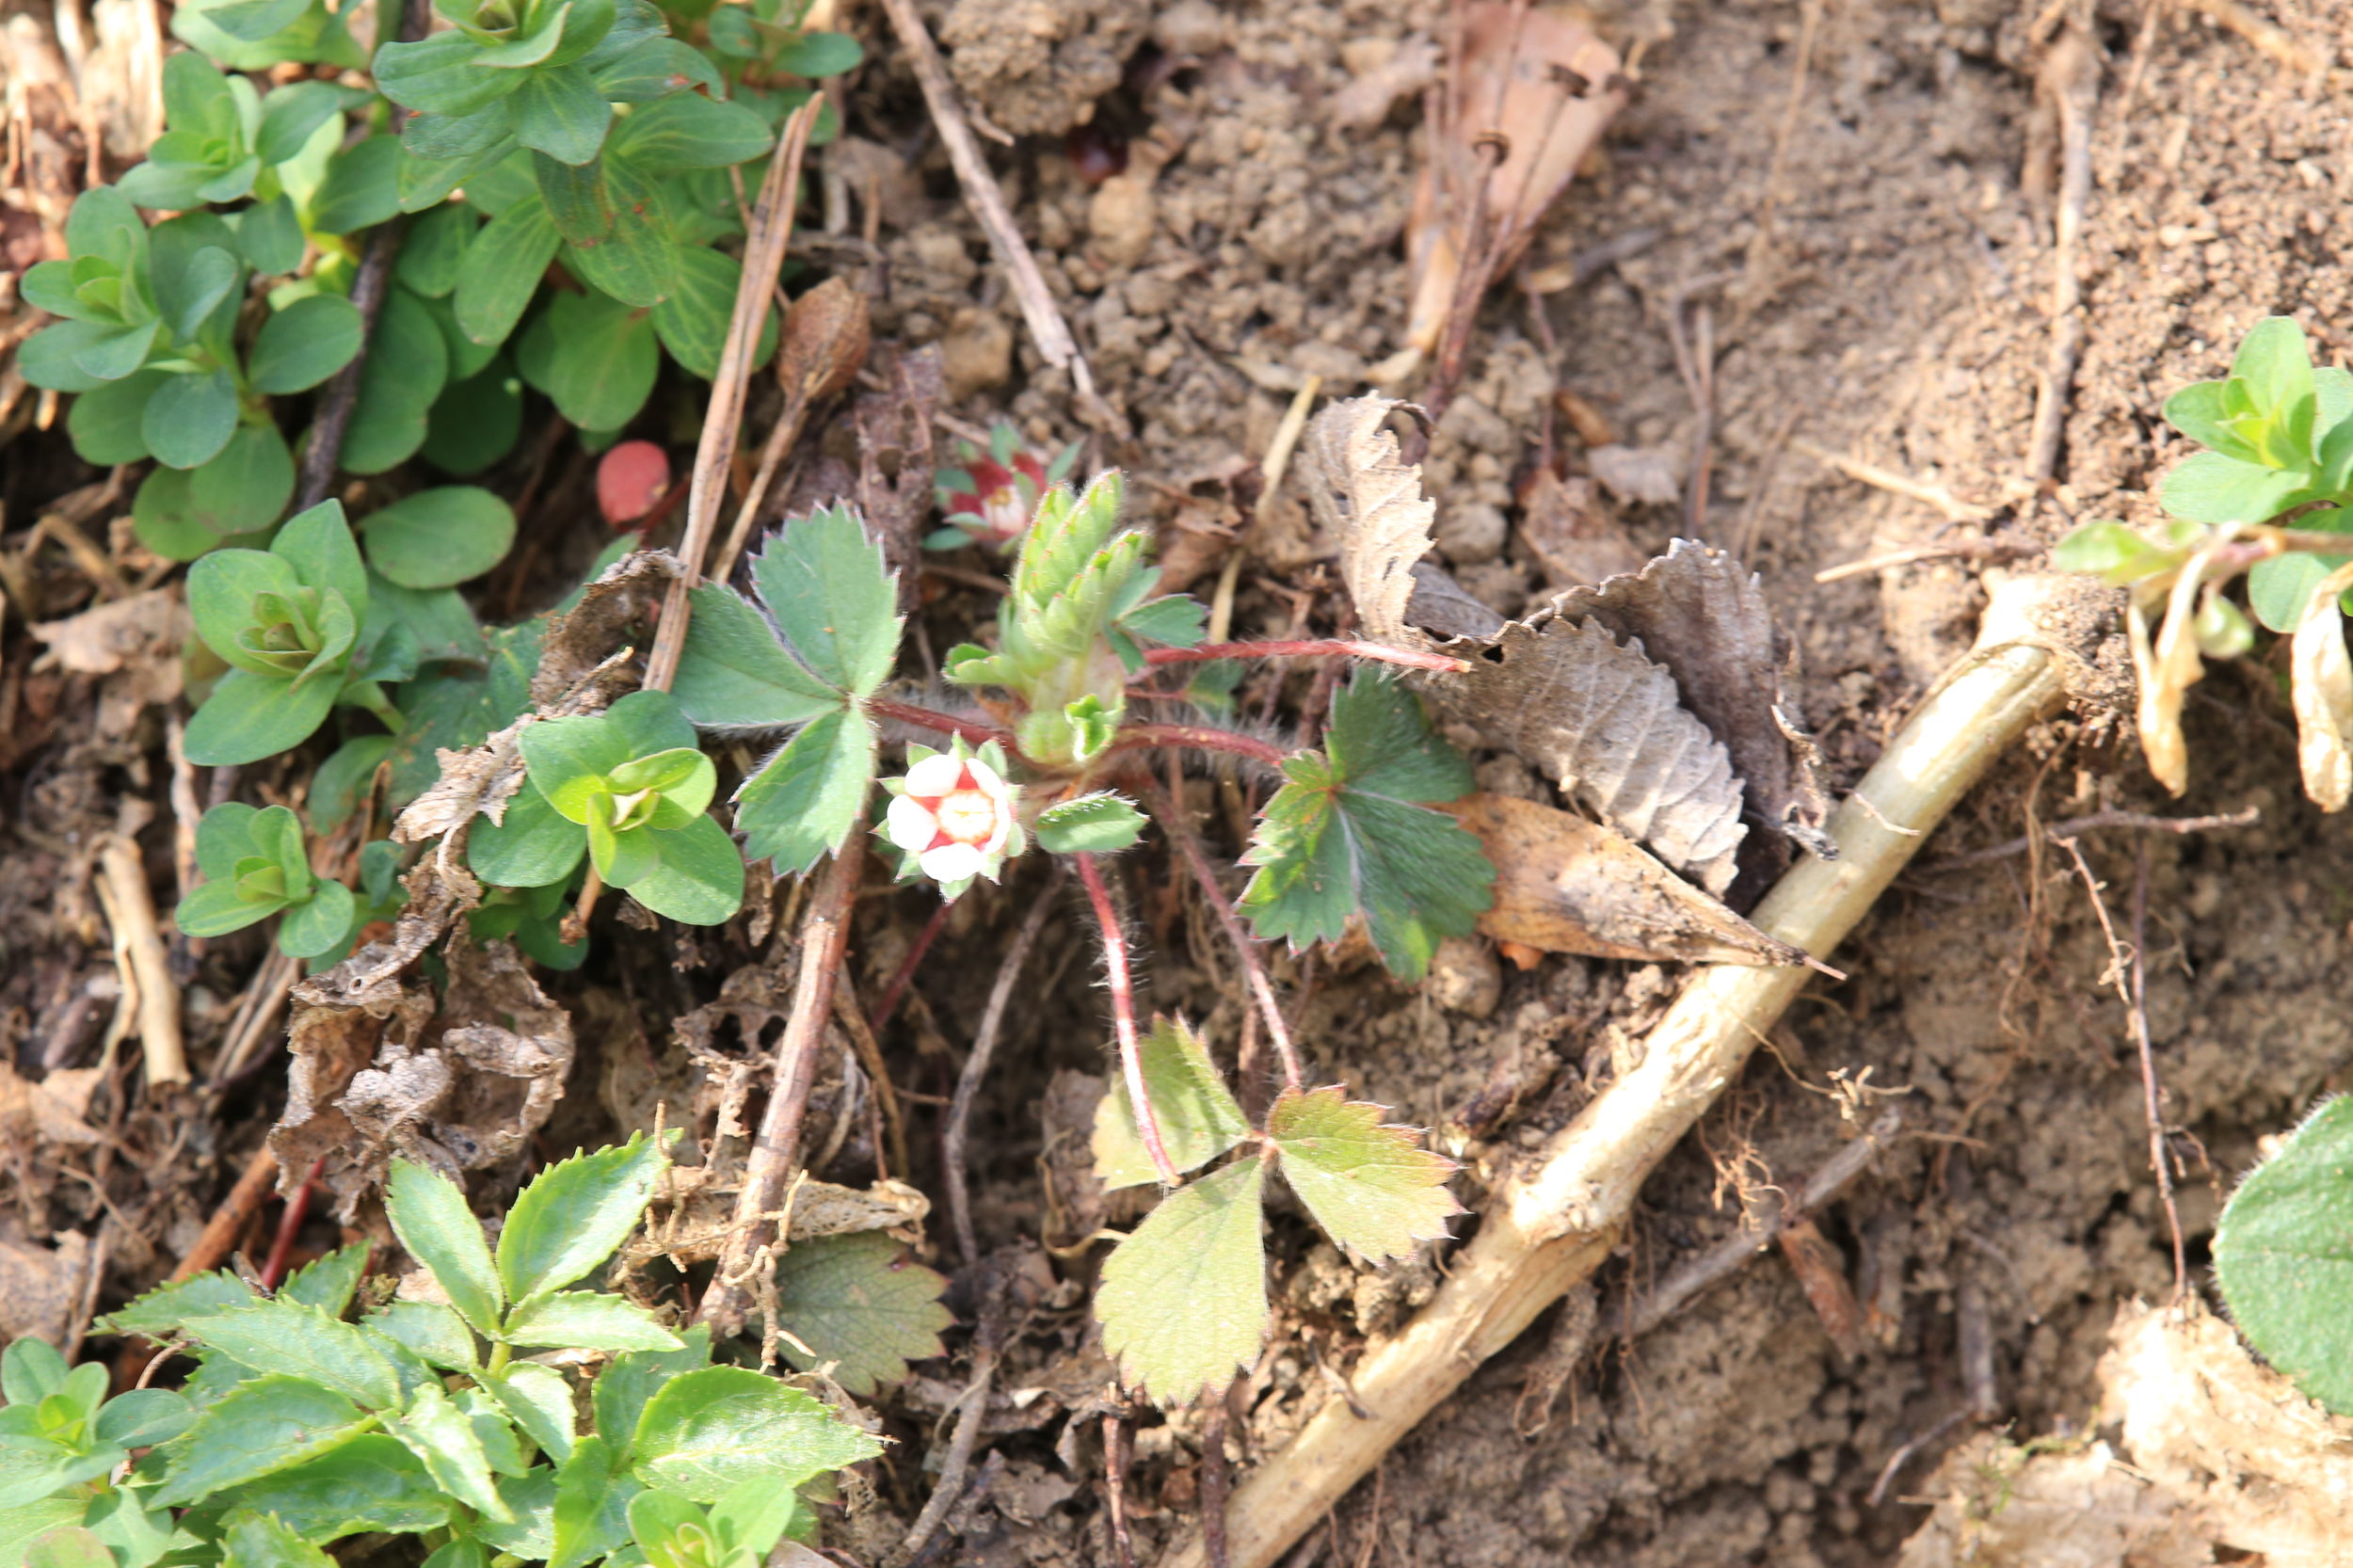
[885,793,941,854]
[920,841,984,884]
[903,753,965,796]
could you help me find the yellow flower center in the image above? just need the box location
[933,789,997,844]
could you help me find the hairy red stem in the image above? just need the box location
[1112,724,1290,769]
[865,697,1012,747]
[1077,852,1177,1185]
[872,898,953,1031]
[1141,781,1303,1091]
[1145,639,1470,674]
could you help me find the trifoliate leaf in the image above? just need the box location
[1265,1087,1459,1263]
[1239,671,1493,982]
[770,1232,952,1397]
[1095,1160,1267,1405]
[1092,1016,1249,1190]
[735,707,879,875]
[2214,1096,2353,1414]
[745,505,901,697]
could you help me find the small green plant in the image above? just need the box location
[468,689,744,925]
[2053,316,2353,807]
[2214,1098,2353,1414]
[0,1136,885,1567]
[175,804,352,958]
[665,473,1495,1402]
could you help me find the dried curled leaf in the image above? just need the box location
[1306,396,1440,653]
[1449,793,1807,966]
[1561,539,1833,859]
[2291,564,2353,812]
[2129,552,2213,797]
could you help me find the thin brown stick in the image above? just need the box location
[2025,28,2097,491]
[96,833,185,1087]
[1110,724,1289,769]
[1927,805,2258,868]
[1141,780,1302,1091]
[1201,1403,1232,1568]
[2055,832,2188,1301]
[696,824,865,1336]
[1813,540,2038,584]
[889,1343,999,1566]
[865,697,1012,747]
[1077,852,1176,1185]
[1104,1414,1138,1568]
[644,99,821,695]
[172,1144,280,1282]
[2178,0,2321,72]
[1144,641,1469,675]
[872,0,1117,431]
[209,949,302,1092]
[1603,1106,1901,1343]
[1790,440,1994,524]
[873,900,952,1031]
[946,873,1064,1265]
[831,982,908,1187]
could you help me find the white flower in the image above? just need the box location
[885,751,1017,887]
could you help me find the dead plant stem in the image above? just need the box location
[2025,28,2097,491]
[95,832,184,1087]
[696,823,865,1335]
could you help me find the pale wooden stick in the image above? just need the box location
[95,834,185,1087]
[1165,576,2085,1568]
[644,98,821,694]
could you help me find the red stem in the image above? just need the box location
[865,697,1013,747]
[1076,852,1178,1185]
[1144,639,1470,674]
[1141,780,1304,1091]
[259,1158,326,1291]
[872,898,953,1031]
[1112,723,1290,769]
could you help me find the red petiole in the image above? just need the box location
[1077,851,1178,1186]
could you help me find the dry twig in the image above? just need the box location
[1927,804,2258,868]
[1164,576,2087,1568]
[95,831,184,1087]
[2024,28,2098,493]
[872,0,1120,434]
[1791,440,1994,524]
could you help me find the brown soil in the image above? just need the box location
[8,0,2353,1564]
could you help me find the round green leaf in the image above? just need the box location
[339,288,449,474]
[422,360,523,475]
[133,468,222,561]
[616,811,742,926]
[360,486,516,588]
[2215,1098,2353,1415]
[277,879,358,958]
[67,370,166,464]
[187,422,296,537]
[250,294,366,394]
[468,784,586,888]
[144,367,242,470]
[517,290,656,432]
[184,667,340,766]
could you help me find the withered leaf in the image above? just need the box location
[1450,793,1806,967]
[1312,396,1758,896]
[1561,539,1833,860]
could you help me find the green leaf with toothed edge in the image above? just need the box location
[768,1232,952,1397]
[1091,1016,1247,1191]
[736,707,876,875]
[384,1159,504,1336]
[1095,1159,1268,1406]
[496,1133,669,1305]
[1265,1086,1460,1263]
[1239,670,1493,983]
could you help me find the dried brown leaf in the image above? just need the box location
[0,1060,104,1146]
[778,276,871,408]
[272,937,573,1219]
[1561,539,1833,859]
[1449,793,1802,966]
[2290,564,2353,812]
[1313,396,1751,893]
[0,1229,104,1353]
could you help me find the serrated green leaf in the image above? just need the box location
[365,1302,481,1372]
[249,295,364,394]
[500,1292,682,1352]
[200,1436,451,1544]
[391,1384,509,1521]
[360,486,516,588]
[95,1270,254,1339]
[79,1488,181,1568]
[1264,1086,1459,1262]
[1239,671,1492,982]
[177,1299,404,1410]
[746,506,900,696]
[384,1160,504,1334]
[22,1527,111,1568]
[770,1232,952,1397]
[218,1509,333,1568]
[152,1377,371,1506]
[591,1328,709,1454]
[479,1365,574,1464]
[2215,1096,2353,1415]
[472,1467,557,1559]
[548,1437,637,1568]
[455,1387,530,1478]
[670,583,842,730]
[1095,1160,1268,1405]
[1034,792,1145,854]
[734,707,876,875]
[498,1134,668,1304]
[0,1502,83,1568]
[1092,1016,1248,1190]
[278,1240,370,1316]
[628,1367,880,1500]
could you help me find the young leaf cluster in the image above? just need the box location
[0,1136,882,1568]
[1089,1018,1460,1404]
